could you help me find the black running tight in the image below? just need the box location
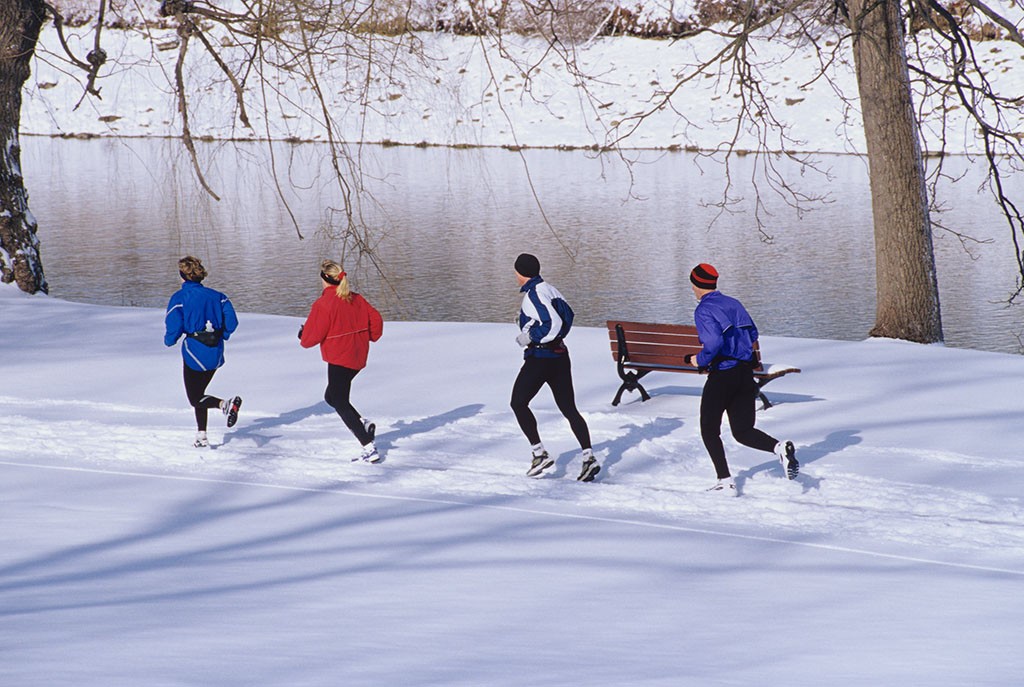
[325,364,373,446]
[510,354,591,450]
[699,365,777,479]
[183,364,222,431]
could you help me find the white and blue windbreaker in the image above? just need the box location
[517,276,574,358]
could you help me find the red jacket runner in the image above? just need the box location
[300,287,383,370]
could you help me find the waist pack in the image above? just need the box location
[528,337,566,354]
[186,328,223,347]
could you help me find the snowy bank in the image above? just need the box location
[23,24,1024,154]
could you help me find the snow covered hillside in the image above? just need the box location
[22,11,1024,154]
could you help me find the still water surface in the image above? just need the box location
[21,136,1024,353]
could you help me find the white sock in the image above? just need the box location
[531,443,546,457]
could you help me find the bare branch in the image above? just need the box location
[40,0,106,105]
[904,0,1024,297]
[172,22,221,201]
[960,0,1024,46]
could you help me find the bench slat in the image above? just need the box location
[620,341,700,356]
[607,330,703,347]
[611,321,700,335]
[623,354,693,367]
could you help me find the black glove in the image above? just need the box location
[297,324,304,340]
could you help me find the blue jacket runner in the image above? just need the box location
[693,290,758,371]
[165,281,239,371]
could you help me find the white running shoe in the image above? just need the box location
[526,451,555,477]
[360,442,383,464]
[193,431,210,448]
[775,440,799,479]
[706,477,737,496]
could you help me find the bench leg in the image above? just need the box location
[755,378,774,410]
[612,371,651,406]
[636,381,651,403]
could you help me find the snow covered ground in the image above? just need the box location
[2,284,1023,685]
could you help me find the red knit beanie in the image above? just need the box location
[689,263,719,289]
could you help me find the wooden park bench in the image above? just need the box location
[606,320,801,409]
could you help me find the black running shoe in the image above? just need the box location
[577,456,601,482]
[225,396,242,428]
[775,440,799,479]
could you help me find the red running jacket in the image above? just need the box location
[300,287,383,370]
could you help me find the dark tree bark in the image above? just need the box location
[0,0,48,293]
[848,0,942,342]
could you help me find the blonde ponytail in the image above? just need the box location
[320,259,353,302]
[335,273,352,301]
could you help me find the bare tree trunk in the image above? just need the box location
[848,0,941,343]
[0,0,48,294]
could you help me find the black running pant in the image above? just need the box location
[183,364,222,432]
[700,364,777,479]
[326,364,373,446]
[511,353,591,450]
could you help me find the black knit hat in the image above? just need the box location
[689,263,719,289]
[514,253,541,279]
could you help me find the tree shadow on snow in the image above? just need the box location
[0,475,516,617]
[549,416,684,481]
[221,403,486,455]
[373,404,486,457]
[220,402,334,449]
[737,429,862,492]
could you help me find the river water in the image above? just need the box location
[21,136,1024,353]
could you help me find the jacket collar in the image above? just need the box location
[698,289,721,303]
[520,275,544,292]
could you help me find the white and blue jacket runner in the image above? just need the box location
[518,276,574,359]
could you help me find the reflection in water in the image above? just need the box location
[21,136,1024,353]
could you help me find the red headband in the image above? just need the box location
[321,270,345,285]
